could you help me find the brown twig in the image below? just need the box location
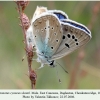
[15,1,37,89]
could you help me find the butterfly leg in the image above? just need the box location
[38,64,44,69]
[35,64,44,71]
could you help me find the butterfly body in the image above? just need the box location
[26,6,91,68]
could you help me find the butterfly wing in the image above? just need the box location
[26,6,48,48]
[51,19,91,60]
[32,13,63,57]
[26,25,35,47]
[48,10,68,20]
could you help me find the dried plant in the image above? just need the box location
[15,0,37,89]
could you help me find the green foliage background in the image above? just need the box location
[0,1,100,89]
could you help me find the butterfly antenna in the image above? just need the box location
[55,66,61,83]
[56,61,68,74]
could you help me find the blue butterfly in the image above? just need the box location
[26,6,91,69]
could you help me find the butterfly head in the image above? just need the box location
[37,51,55,67]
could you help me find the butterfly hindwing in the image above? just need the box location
[48,10,68,20]
[51,19,91,60]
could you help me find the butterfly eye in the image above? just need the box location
[49,60,54,66]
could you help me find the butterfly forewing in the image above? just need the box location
[32,14,63,57]
[51,19,91,60]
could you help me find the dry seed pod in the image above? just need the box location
[16,0,29,11]
[21,13,30,30]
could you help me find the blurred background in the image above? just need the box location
[0,1,100,89]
